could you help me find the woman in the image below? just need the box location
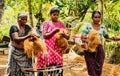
[34,22,44,40]
[6,12,35,76]
[37,7,69,76]
[82,11,111,76]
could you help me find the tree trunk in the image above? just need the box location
[27,0,33,27]
[98,0,103,23]
[79,6,89,22]
[75,0,78,16]
[78,0,96,22]
[0,0,5,22]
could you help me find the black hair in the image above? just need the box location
[50,7,60,15]
[92,11,101,18]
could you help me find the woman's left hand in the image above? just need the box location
[81,34,88,42]
[105,38,112,42]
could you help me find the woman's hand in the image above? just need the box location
[110,37,120,41]
[53,28,60,33]
[60,33,69,39]
[28,34,40,38]
[81,34,88,42]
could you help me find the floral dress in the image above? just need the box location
[82,23,109,41]
[82,23,109,76]
[37,20,66,72]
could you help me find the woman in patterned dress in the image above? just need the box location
[37,7,69,76]
[6,12,36,76]
[82,11,111,76]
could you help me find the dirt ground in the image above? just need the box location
[1,48,120,76]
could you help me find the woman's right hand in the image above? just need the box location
[28,34,36,38]
[54,28,60,33]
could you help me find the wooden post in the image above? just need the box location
[27,0,33,27]
[0,0,5,22]
[98,0,103,23]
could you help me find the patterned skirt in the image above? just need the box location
[6,45,33,76]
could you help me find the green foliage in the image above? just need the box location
[105,42,116,58]
[76,50,84,56]
[0,0,120,58]
[64,16,84,36]
[102,0,120,37]
[108,43,120,64]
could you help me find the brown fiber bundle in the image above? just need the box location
[24,30,46,58]
[88,30,100,52]
[55,28,68,52]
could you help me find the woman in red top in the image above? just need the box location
[37,7,69,76]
